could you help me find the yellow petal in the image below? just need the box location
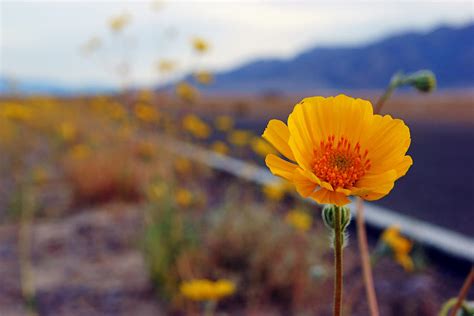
[292,168,318,197]
[310,188,351,206]
[262,119,295,161]
[354,169,397,201]
[265,154,297,181]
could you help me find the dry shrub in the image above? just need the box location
[202,206,329,312]
[62,144,149,205]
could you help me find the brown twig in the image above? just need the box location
[449,266,474,316]
[356,198,380,316]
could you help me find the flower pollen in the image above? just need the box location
[312,135,371,189]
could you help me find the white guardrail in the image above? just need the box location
[162,136,474,263]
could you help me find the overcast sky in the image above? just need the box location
[1,0,473,88]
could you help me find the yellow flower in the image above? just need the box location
[194,71,213,85]
[211,141,230,155]
[134,103,160,123]
[285,209,312,232]
[180,279,235,301]
[262,95,412,206]
[174,158,192,174]
[192,37,209,53]
[157,59,177,73]
[176,82,199,103]
[1,103,32,121]
[228,130,251,147]
[69,144,91,160]
[182,114,211,139]
[262,182,287,201]
[147,182,167,201]
[109,13,130,32]
[58,122,76,142]
[175,188,193,207]
[381,225,414,272]
[214,115,234,132]
[251,137,277,158]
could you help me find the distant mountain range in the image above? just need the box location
[196,23,474,93]
[2,23,473,95]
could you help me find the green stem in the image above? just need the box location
[374,73,403,114]
[204,300,217,316]
[333,206,343,316]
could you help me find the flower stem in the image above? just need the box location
[356,198,380,316]
[374,73,403,114]
[333,206,343,316]
[449,266,474,316]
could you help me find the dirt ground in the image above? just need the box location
[0,199,467,316]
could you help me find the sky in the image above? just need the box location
[1,0,473,89]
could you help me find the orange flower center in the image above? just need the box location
[312,135,371,189]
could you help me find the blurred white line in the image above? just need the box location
[163,136,474,263]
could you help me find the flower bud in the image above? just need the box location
[322,204,351,232]
[403,70,436,93]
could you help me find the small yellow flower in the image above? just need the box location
[192,37,209,53]
[175,188,193,208]
[381,225,414,272]
[81,37,101,55]
[1,103,32,121]
[211,141,230,155]
[262,182,287,201]
[58,122,76,142]
[251,137,277,158]
[174,157,192,174]
[69,144,91,160]
[285,209,312,232]
[182,114,211,139]
[214,115,234,132]
[109,13,130,32]
[147,182,168,201]
[180,279,235,301]
[194,71,213,85]
[134,103,160,123]
[176,82,199,103]
[262,95,412,206]
[156,59,177,73]
[228,130,251,147]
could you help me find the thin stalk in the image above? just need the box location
[333,206,343,316]
[356,198,379,316]
[18,185,38,316]
[354,81,401,316]
[449,266,474,316]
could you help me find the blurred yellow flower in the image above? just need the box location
[58,122,76,142]
[134,103,160,123]
[147,182,168,201]
[174,157,192,174]
[381,225,414,272]
[262,95,412,206]
[194,71,213,85]
[227,130,251,147]
[109,13,130,32]
[191,37,209,53]
[69,144,91,160]
[176,82,199,103]
[136,140,156,160]
[214,115,234,132]
[251,137,277,158]
[211,141,230,155]
[285,209,312,232]
[180,279,235,301]
[156,59,177,73]
[80,37,101,55]
[175,188,193,208]
[32,166,50,185]
[262,182,287,201]
[1,103,32,121]
[182,114,211,139]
